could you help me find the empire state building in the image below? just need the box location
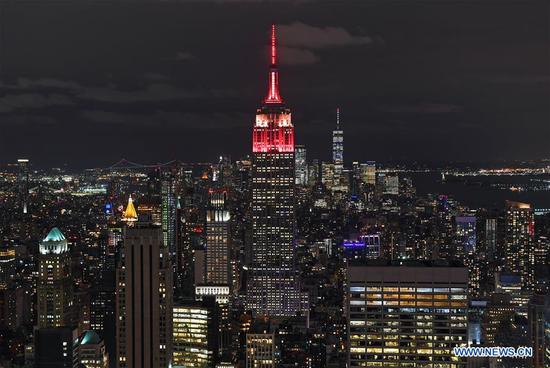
[247,25,300,317]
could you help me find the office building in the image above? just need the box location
[172,299,219,367]
[332,108,344,180]
[504,201,535,290]
[206,188,231,286]
[116,224,173,368]
[246,333,275,368]
[247,25,300,317]
[37,227,73,328]
[482,293,515,346]
[17,158,30,214]
[77,330,109,368]
[295,145,308,186]
[455,216,480,295]
[35,327,79,368]
[360,161,376,186]
[161,172,178,262]
[347,261,468,367]
[528,294,547,368]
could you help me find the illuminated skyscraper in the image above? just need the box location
[360,161,376,186]
[0,244,16,330]
[17,158,30,214]
[116,225,173,368]
[206,189,231,286]
[37,227,73,328]
[121,195,138,225]
[202,189,232,358]
[528,294,547,368]
[332,108,344,179]
[247,25,300,317]
[347,261,468,367]
[0,243,15,289]
[504,201,535,290]
[295,145,308,186]
[455,215,480,295]
[172,299,219,367]
[246,333,275,368]
[161,172,177,261]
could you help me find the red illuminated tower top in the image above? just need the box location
[264,24,283,104]
[253,24,293,153]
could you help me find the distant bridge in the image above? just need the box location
[105,158,211,170]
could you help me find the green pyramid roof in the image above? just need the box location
[80,330,101,345]
[43,227,66,242]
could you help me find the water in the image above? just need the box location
[409,172,550,210]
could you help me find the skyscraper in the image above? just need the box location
[360,161,376,186]
[247,25,300,317]
[116,224,173,368]
[455,215,480,295]
[34,327,79,368]
[161,172,177,261]
[172,298,219,367]
[77,330,109,368]
[17,158,30,214]
[121,195,138,225]
[206,188,231,286]
[0,243,16,330]
[504,201,535,290]
[528,294,547,368]
[294,145,308,186]
[332,108,344,179]
[37,227,73,328]
[347,261,468,367]
[246,333,275,368]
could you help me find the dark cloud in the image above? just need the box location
[275,22,377,65]
[278,22,374,49]
[486,75,550,85]
[174,52,196,61]
[77,83,200,103]
[0,93,74,113]
[80,109,249,130]
[279,46,319,65]
[379,103,464,114]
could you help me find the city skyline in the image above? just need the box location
[0,1,548,168]
[0,6,548,368]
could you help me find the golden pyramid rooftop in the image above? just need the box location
[122,195,138,222]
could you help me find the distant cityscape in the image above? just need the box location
[0,26,548,368]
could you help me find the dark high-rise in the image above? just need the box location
[246,25,300,317]
[116,223,173,368]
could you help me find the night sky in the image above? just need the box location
[0,1,548,168]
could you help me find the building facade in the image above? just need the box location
[172,299,219,367]
[37,227,73,328]
[504,201,535,290]
[206,188,231,286]
[246,333,275,368]
[116,225,173,368]
[246,25,300,317]
[347,262,468,367]
[332,108,344,180]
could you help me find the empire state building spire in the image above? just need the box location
[248,25,300,317]
[264,24,282,104]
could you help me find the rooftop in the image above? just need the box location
[43,227,66,242]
